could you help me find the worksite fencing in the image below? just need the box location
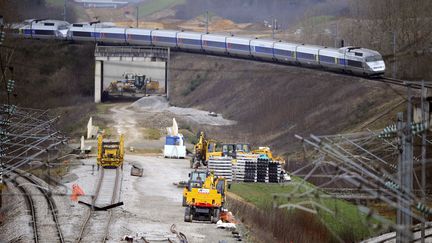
[208,155,282,183]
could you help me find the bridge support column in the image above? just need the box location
[94,60,103,103]
[166,48,170,100]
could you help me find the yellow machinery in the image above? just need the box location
[97,134,125,168]
[191,132,221,168]
[183,171,227,223]
[222,143,251,158]
[144,78,159,93]
[252,146,285,164]
[106,73,159,94]
[182,170,208,206]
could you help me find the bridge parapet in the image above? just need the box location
[95,45,169,61]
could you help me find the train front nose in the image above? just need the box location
[367,61,386,72]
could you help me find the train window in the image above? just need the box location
[153,36,176,43]
[73,24,84,27]
[104,33,125,39]
[274,48,292,57]
[129,34,151,41]
[73,31,92,37]
[255,46,273,54]
[179,38,201,45]
[44,23,55,26]
[297,52,315,60]
[355,52,363,57]
[34,29,54,35]
[229,43,250,51]
[365,55,383,62]
[206,40,225,48]
[347,60,363,68]
[319,55,336,63]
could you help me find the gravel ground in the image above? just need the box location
[59,155,244,243]
[1,99,245,243]
[108,155,243,243]
[131,96,237,126]
[13,175,61,242]
[0,181,33,242]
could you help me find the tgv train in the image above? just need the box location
[18,19,386,76]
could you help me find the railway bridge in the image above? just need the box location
[94,45,170,103]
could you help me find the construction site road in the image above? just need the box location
[114,155,241,242]
[63,155,241,243]
[60,100,244,242]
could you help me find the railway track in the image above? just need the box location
[4,170,65,243]
[76,167,121,243]
[363,223,432,242]
[376,77,432,90]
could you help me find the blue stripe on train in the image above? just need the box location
[254,46,273,54]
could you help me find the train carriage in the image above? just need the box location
[68,23,97,42]
[250,39,275,60]
[177,32,203,51]
[151,30,178,48]
[98,27,127,44]
[226,36,251,57]
[273,42,297,63]
[296,45,320,66]
[202,34,227,54]
[21,19,69,39]
[14,19,386,77]
[126,28,152,46]
[318,47,345,70]
[341,47,368,75]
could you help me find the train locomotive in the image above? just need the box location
[17,19,386,76]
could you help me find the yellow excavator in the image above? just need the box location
[183,171,227,223]
[97,134,125,168]
[191,132,221,168]
[252,146,285,164]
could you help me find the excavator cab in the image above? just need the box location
[134,74,145,89]
[183,170,208,206]
[222,144,236,158]
[236,143,251,154]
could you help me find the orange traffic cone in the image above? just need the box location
[70,184,85,202]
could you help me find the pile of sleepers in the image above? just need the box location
[208,156,233,181]
[208,154,282,183]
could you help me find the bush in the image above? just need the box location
[182,74,205,96]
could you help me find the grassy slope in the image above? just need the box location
[138,0,185,17]
[230,181,378,241]
[169,52,403,155]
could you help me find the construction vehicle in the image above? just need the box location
[191,132,221,168]
[252,146,285,164]
[106,73,159,94]
[221,143,251,158]
[143,77,159,94]
[97,134,125,168]
[182,170,208,206]
[183,171,227,223]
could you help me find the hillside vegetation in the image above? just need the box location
[169,52,402,155]
[2,39,94,108]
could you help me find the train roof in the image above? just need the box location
[71,21,116,28]
[339,46,382,56]
[24,19,69,26]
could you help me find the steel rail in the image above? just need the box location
[76,168,105,243]
[103,167,120,242]
[3,174,39,243]
[12,170,65,243]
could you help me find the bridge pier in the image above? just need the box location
[94,60,103,103]
[94,45,170,103]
